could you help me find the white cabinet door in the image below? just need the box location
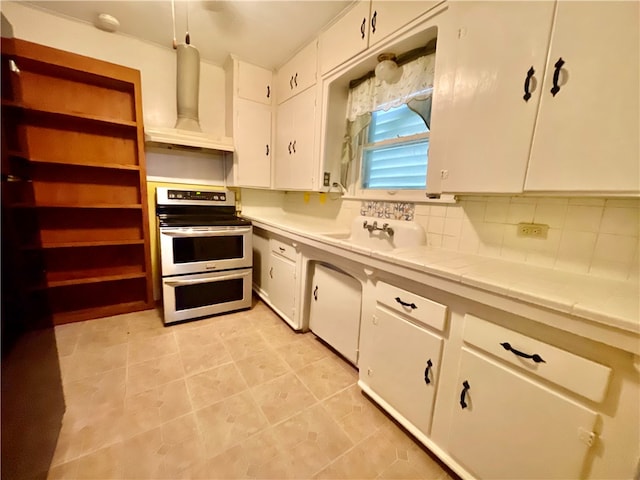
[309,264,362,365]
[251,228,270,298]
[525,1,639,194]
[274,87,317,190]
[440,1,555,193]
[276,40,318,105]
[237,62,273,105]
[234,98,272,188]
[368,0,440,47]
[319,0,371,75]
[268,251,296,321]
[364,307,443,434]
[449,348,599,480]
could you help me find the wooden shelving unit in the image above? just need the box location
[1,38,154,325]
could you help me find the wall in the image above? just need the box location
[0,1,226,136]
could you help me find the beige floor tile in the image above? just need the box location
[296,355,357,400]
[223,331,273,361]
[269,404,353,475]
[246,307,286,330]
[73,441,124,479]
[175,323,221,350]
[186,363,248,410]
[128,332,178,365]
[213,313,255,340]
[59,343,128,383]
[180,339,233,376]
[120,427,165,479]
[54,326,81,357]
[322,384,388,443]
[126,352,186,395]
[275,334,329,370]
[235,351,292,387]
[251,372,317,425]
[63,367,126,415]
[314,444,379,479]
[258,323,302,349]
[195,390,269,458]
[75,325,129,351]
[46,459,79,479]
[157,378,194,422]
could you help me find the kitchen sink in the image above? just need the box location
[324,215,426,252]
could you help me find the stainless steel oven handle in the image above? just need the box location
[161,227,252,237]
[165,271,250,287]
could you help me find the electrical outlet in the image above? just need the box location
[323,172,331,187]
[517,223,549,239]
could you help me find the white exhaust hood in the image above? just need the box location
[145,126,234,152]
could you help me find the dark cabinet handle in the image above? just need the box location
[460,380,470,409]
[278,246,285,252]
[266,85,270,98]
[294,73,298,87]
[290,76,294,89]
[523,66,535,102]
[550,57,565,97]
[500,342,546,363]
[292,140,296,153]
[266,144,269,156]
[424,359,433,385]
[269,267,273,279]
[313,285,318,301]
[371,10,377,33]
[360,17,366,39]
[395,297,417,309]
[288,142,292,154]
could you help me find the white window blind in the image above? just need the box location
[362,104,429,189]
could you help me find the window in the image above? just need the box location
[362,104,429,189]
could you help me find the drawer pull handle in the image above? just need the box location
[360,17,366,39]
[269,267,273,279]
[523,66,534,102]
[313,285,318,301]
[460,380,470,409]
[424,359,433,385]
[550,57,565,97]
[371,10,377,33]
[288,142,292,154]
[500,342,546,364]
[279,246,285,252]
[266,85,270,98]
[266,144,269,156]
[395,297,417,309]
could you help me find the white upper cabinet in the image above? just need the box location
[237,61,273,105]
[225,57,273,188]
[319,0,371,76]
[276,40,318,105]
[274,87,317,190]
[524,1,639,194]
[439,1,556,193]
[441,1,639,195]
[368,1,441,48]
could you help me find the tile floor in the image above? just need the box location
[48,297,456,479]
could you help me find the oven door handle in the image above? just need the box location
[161,227,252,237]
[165,271,250,287]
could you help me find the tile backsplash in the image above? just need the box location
[410,196,639,281]
[360,201,415,220]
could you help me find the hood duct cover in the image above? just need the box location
[175,43,201,131]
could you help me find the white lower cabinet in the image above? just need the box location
[251,228,270,298]
[448,348,599,480]
[364,306,443,434]
[268,249,296,324]
[308,263,361,365]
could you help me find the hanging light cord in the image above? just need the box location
[171,0,177,49]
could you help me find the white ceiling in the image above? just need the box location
[20,0,354,69]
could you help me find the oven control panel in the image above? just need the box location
[167,190,226,202]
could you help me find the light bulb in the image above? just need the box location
[375,54,402,84]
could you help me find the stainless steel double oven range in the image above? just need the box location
[156,187,252,325]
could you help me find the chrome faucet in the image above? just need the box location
[363,220,394,236]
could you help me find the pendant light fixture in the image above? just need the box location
[375,53,402,84]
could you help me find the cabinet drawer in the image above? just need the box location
[269,237,296,261]
[463,315,611,403]
[376,281,447,332]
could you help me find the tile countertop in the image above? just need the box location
[244,212,640,338]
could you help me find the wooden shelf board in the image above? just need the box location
[24,239,145,250]
[1,100,138,129]
[39,272,148,289]
[52,300,152,325]
[7,151,140,171]
[12,203,143,209]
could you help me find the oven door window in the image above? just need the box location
[173,236,243,264]
[174,278,244,311]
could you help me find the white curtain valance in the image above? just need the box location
[345,53,435,122]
